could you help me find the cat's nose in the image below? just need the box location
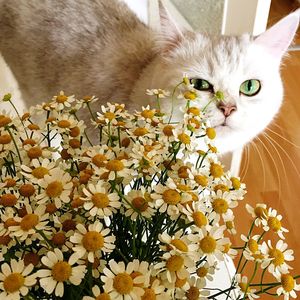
[217,102,237,117]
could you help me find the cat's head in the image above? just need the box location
[136,8,299,153]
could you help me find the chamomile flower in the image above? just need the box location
[101,259,148,300]
[70,221,116,263]
[124,188,155,220]
[276,273,300,300]
[196,261,217,284]
[37,249,86,297]
[51,91,75,111]
[82,182,120,218]
[246,203,268,227]
[0,259,37,300]
[189,225,229,265]
[83,285,110,300]
[261,240,294,275]
[175,276,209,300]
[146,88,170,98]
[36,168,73,208]
[235,274,259,300]
[262,208,288,239]
[10,204,49,244]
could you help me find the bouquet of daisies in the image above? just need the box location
[0,78,299,300]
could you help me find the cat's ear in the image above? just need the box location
[254,9,299,60]
[157,0,184,51]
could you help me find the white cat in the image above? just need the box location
[0,0,299,153]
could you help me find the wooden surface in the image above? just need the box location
[233,0,300,293]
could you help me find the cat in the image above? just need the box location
[0,0,299,153]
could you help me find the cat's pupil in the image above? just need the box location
[247,80,253,91]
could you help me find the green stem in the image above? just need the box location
[86,102,96,121]
[8,99,29,138]
[168,81,183,123]
[6,126,22,164]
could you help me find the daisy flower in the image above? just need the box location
[146,88,170,98]
[10,204,49,244]
[36,168,73,208]
[82,182,120,218]
[134,105,161,124]
[154,250,194,285]
[241,234,269,263]
[261,240,294,276]
[50,91,75,111]
[82,145,114,169]
[246,203,268,227]
[196,261,217,284]
[70,221,116,263]
[189,225,229,265]
[262,208,288,239]
[152,179,192,219]
[276,273,300,300]
[235,274,259,300]
[0,259,37,300]
[37,248,86,297]
[175,276,209,300]
[124,188,155,220]
[21,158,57,183]
[101,259,148,300]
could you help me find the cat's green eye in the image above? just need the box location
[240,79,261,96]
[190,78,213,91]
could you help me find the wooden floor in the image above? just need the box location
[233,0,300,292]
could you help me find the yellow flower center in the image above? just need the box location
[171,239,188,252]
[194,175,208,187]
[104,112,116,121]
[82,231,104,252]
[267,217,281,232]
[141,110,155,119]
[27,146,42,159]
[192,212,207,227]
[132,197,148,212]
[230,177,241,190]
[0,134,12,144]
[32,167,49,179]
[177,166,190,179]
[0,115,12,127]
[4,218,19,228]
[248,239,258,253]
[184,90,197,100]
[19,184,35,197]
[188,117,201,129]
[178,133,190,144]
[113,273,133,295]
[70,126,80,137]
[58,120,71,128]
[121,137,131,148]
[92,193,110,208]
[92,154,107,167]
[200,236,217,253]
[210,163,224,178]
[206,128,216,139]
[27,124,40,131]
[20,214,39,231]
[0,194,17,207]
[3,273,25,293]
[69,139,81,149]
[106,160,125,171]
[214,184,229,192]
[95,293,111,300]
[239,282,249,293]
[187,107,200,116]
[166,255,184,272]
[134,127,149,137]
[52,261,72,282]
[222,243,231,253]
[162,189,181,205]
[269,248,285,266]
[163,125,174,136]
[212,198,228,214]
[141,288,156,300]
[186,286,200,300]
[281,274,295,292]
[197,266,208,277]
[254,206,268,219]
[52,232,66,246]
[56,94,68,103]
[46,181,63,198]
[225,221,234,230]
[24,252,40,266]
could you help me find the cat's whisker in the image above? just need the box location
[240,143,250,181]
[250,140,266,191]
[263,131,300,180]
[265,127,300,149]
[255,135,282,201]
[262,132,290,203]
